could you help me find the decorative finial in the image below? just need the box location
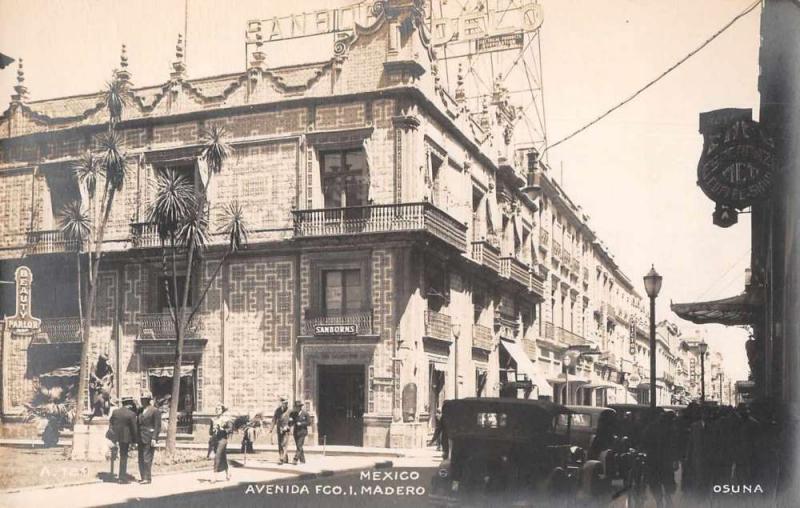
[171,34,187,79]
[12,58,29,103]
[455,63,465,106]
[16,58,24,85]
[120,44,128,69]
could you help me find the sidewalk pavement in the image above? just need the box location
[0,451,440,508]
[0,438,418,457]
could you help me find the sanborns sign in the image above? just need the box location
[314,324,357,336]
[697,108,775,210]
[247,1,384,42]
[5,266,41,336]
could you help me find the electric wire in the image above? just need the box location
[541,0,761,156]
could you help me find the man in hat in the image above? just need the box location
[137,392,161,484]
[290,400,310,464]
[272,396,290,464]
[109,397,138,483]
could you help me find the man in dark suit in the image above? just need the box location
[137,392,162,484]
[272,396,290,464]
[290,400,310,464]
[109,397,138,484]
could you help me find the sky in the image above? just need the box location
[0,0,761,381]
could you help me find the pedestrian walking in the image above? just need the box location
[290,400,310,464]
[272,396,290,464]
[108,397,138,484]
[211,412,232,481]
[241,424,255,454]
[207,405,227,459]
[137,392,161,484]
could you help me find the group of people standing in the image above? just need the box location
[106,393,162,484]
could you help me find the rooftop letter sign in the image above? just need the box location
[697,108,775,212]
[430,1,543,46]
[5,266,41,336]
[246,1,385,42]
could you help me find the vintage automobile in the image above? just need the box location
[429,398,594,506]
[561,405,616,450]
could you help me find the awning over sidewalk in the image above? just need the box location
[671,291,761,326]
[148,365,195,378]
[39,366,80,378]
[547,372,590,385]
[500,339,551,390]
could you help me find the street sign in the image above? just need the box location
[629,373,641,386]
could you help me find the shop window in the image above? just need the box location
[323,269,362,315]
[321,149,368,208]
[157,275,192,311]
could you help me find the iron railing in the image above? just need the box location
[293,202,467,251]
[137,313,198,340]
[470,240,501,272]
[303,309,374,336]
[26,230,79,254]
[130,223,161,249]
[34,317,83,343]
[544,321,555,340]
[424,310,452,342]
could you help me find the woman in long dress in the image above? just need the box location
[212,412,232,481]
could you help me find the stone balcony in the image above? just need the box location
[424,310,453,343]
[554,325,592,347]
[293,202,467,252]
[470,239,500,272]
[499,256,530,288]
[472,323,494,352]
[26,229,79,255]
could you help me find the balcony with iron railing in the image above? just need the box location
[293,202,467,252]
[472,323,493,351]
[470,239,501,273]
[499,256,530,288]
[571,259,580,274]
[303,309,374,336]
[136,313,199,340]
[32,317,83,344]
[26,230,79,255]
[424,310,453,343]
[562,250,572,268]
[130,222,161,249]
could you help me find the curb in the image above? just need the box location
[228,459,395,483]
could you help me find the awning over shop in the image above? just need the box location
[148,365,195,378]
[671,291,761,326]
[582,381,617,390]
[501,339,533,378]
[39,366,80,378]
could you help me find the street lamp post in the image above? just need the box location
[643,265,663,409]
[699,340,708,402]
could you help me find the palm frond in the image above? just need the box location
[177,207,210,254]
[58,201,91,245]
[99,131,128,192]
[218,200,249,253]
[72,152,103,198]
[200,125,232,175]
[104,78,129,125]
[147,169,197,242]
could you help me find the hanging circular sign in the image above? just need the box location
[697,109,775,210]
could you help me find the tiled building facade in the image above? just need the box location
[1,0,701,447]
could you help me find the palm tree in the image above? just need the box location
[72,77,130,425]
[58,201,90,330]
[148,169,248,454]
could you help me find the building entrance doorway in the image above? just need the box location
[317,364,364,446]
